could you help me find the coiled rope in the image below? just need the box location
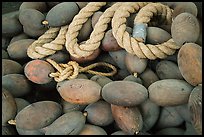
[112,2,180,60]
[27,2,149,59]
[27,2,181,82]
[27,2,180,60]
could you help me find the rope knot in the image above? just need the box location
[46,59,117,82]
[46,59,80,82]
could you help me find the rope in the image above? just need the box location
[27,25,68,59]
[112,2,180,60]
[27,2,149,59]
[27,2,180,60]
[65,2,122,58]
[27,27,60,59]
[65,2,149,58]
[8,119,16,125]
[46,59,117,82]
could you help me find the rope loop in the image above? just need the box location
[27,2,180,60]
[112,2,180,60]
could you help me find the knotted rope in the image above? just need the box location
[46,59,117,82]
[27,2,180,60]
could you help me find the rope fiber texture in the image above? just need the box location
[112,2,180,60]
[26,2,182,82]
[66,2,149,58]
[27,25,68,59]
[46,58,117,82]
[27,2,180,60]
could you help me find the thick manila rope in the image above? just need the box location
[27,27,60,59]
[27,2,149,59]
[26,2,119,82]
[27,25,68,59]
[27,2,179,60]
[27,2,107,59]
[26,2,181,82]
[34,25,68,57]
[65,2,150,58]
[112,2,180,60]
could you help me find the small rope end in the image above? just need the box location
[133,72,138,78]
[8,119,16,125]
[42,20,49,25]
[83,111,88,117]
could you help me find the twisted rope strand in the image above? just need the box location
[27,2,180,61]
[112,2,180,60]
[27,25,69,59]
[27,27,60,59]
[46,59,117,82]
[66,2,149,58]
[66,2,107,58]
[134,3,172,25]
[35,25,69,56]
